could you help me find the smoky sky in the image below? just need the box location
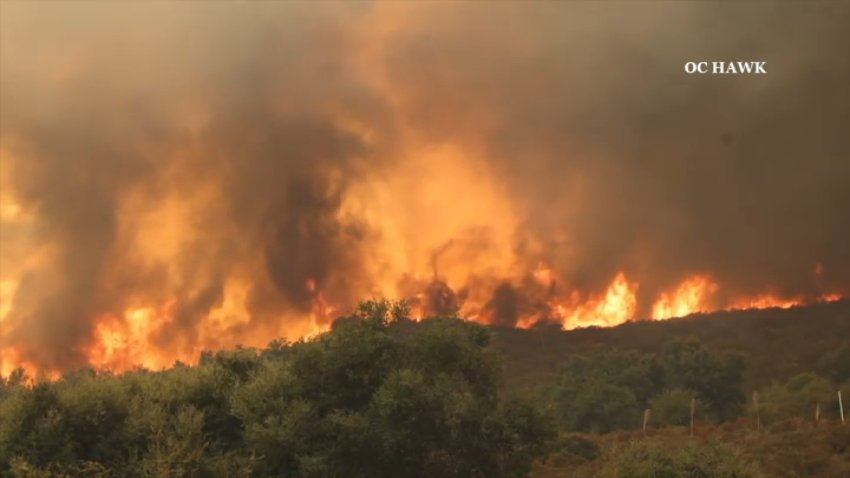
[1,1,849,370]
[380,2,850,310]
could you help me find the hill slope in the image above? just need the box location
[493,300,850,391]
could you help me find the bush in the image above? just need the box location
[759,373,839,423]
[655,340,746,421]
[650,388,701,427]
[556,435,600,461]
[597,439,765,478]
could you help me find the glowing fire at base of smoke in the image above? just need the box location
[560,272,639,329]
[85,304,179,372]
[652,275,718,320]
[730,295,803,311]
[1,267,845,377]
[1,349,42,380]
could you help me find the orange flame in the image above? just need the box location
[652,275,718,320]
[729,294,802,311]
[1,348,46,380]
[2,265,847,378]
[560,272,638,329]
[0,251,846,378]
[85,303,179,371]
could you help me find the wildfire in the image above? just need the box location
[652,275,718,320]
[560,272,639,329]
[730,294,803,311]
[532,263,555,288]
[1,263,846,378]
[80,279,337,373]
[85,304,178,371]
[0,1,847,383]
[306,278,335,338]
[1,347,45,380]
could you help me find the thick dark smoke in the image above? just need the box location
[484,283,521,327]
[1,1,848,370]
[380,2,850,315]
[1,2,381,369]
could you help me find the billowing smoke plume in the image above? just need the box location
[1,1,848,372]
[380,2,850,308]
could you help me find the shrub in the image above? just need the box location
[650,388,701,427]
[597,439,765,478]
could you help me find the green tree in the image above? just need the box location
[555,379,640,433]
[649,388,701,427]
[550,351,654,433]
[656,339,746,421]
[760,373,838,423]
[231,300,553,477]
[0,383,73,471]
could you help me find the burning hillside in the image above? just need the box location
[1,2,849,377]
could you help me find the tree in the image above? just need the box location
[649,388,701,427]
[656,339,746,420]
[760,373,839,423]
[547,340,746,433]
[550,353,647,432]
[231,300,554,477]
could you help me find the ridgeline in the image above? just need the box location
[494,299,850,392]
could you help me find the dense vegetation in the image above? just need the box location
[495,299,850,392]
[2,300,849,477]
[531,420,850,478]
[1,302,554,477]
[541,339,747,433]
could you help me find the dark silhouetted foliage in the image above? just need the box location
[544,339,745,432]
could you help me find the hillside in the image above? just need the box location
[2,300,848,476]
[493,300,850,392]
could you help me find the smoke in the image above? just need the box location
[1,1,848,371]
[1,2,383,369]
[378,1,850,313]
